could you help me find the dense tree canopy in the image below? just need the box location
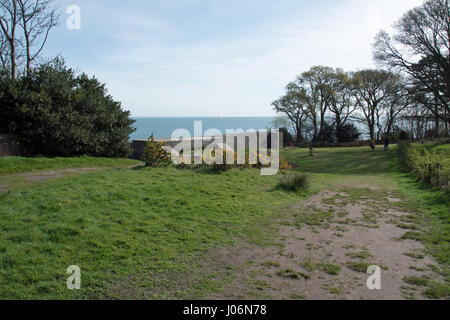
[0,58,135,157]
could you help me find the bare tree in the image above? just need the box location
[328,70,358,139]
[0,0,58,78]
[272,82,309,144]
[353,69,402,140]
[0,29,10,71]
[374,0,450,131]
[0,0,20,79]
[297,66,336,140]
[17,0,58,76]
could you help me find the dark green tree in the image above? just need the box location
[0,58,135,157]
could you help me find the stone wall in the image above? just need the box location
[131,132,283,160]
[0,134,25,157]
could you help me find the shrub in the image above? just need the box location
[316,122,336,143]
[174,149,292,173]
[278,127,295,146]
[279,157,292,171]
[336,123,360,143]
[205,149,234,172]
[278,172,310,192]
[143,135,171,167]
[0,58,135,157]
[398,130,410,141]
[398,141,449,190]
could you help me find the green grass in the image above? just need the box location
[276,268,310,280]
[346,250,371,260]
[0,156,141,175]
[424,282,450,299]
[0,166,299,299]
[283,146,391,176]
[346,261,372,273]
[0,144,448,299]
[322,263,341,275]
[427,142,450,155]
[388,147,450,268]
[261,261,281,268]
[300,258,341,275]
[403,276,429,286]
[403,252,424,259]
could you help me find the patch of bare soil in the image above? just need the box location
[0,167,121,192]
[205,187,442,300]
[21,167,104,182]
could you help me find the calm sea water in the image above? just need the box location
[130,117,275,140]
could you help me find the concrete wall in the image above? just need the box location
[131,132,283,160]
[0,134,25,157]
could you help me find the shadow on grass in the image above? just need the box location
[284,148,391,175]
[130,165,148,171]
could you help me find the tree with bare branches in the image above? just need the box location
[272,82,309,144]
[374,0,449,132]
[17,0,58,75]
[0,0,20,78]
[352,69,403,140]
[327,69,358,141]
[0,0,58,78]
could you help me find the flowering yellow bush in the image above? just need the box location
[279,157,292,171]
[203,149,234,172]
[143,135,171,167]
[174,148,292,173]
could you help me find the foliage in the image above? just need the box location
[315,122,336,143]
[143,135,171,167]
[175,149,291,173]
[273,65,406,145]
[279,157,291,171]
[374,0,449,124]
[278,172,310,192]
[0,58,135,157]
[397,130,410,141]
[278,127,296,146]
[336,123,360,142]
[398,141,449,190]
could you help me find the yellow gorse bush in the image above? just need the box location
[175,148,291,172]
[143,135,171,167]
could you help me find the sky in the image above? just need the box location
[43,0,424,117]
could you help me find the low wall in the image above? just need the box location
[131,132,283,160]
[0,134,25,157]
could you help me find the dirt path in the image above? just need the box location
[0,165,141,192]
[206,180,443,300]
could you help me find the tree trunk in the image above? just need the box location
[10,38,16,79]
[335,113,342,141]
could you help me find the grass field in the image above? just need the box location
[0,156,141,175]
[0,144,448,299]
[0,160,299,299]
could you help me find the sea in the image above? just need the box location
[130,117,275,140]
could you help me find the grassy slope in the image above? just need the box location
[0,145,448,299]
[388,146,450,297]
[0,166,298,299]
[428,143,450,155]
[0,156,142,175]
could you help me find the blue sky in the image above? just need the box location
[43,0,423,117]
